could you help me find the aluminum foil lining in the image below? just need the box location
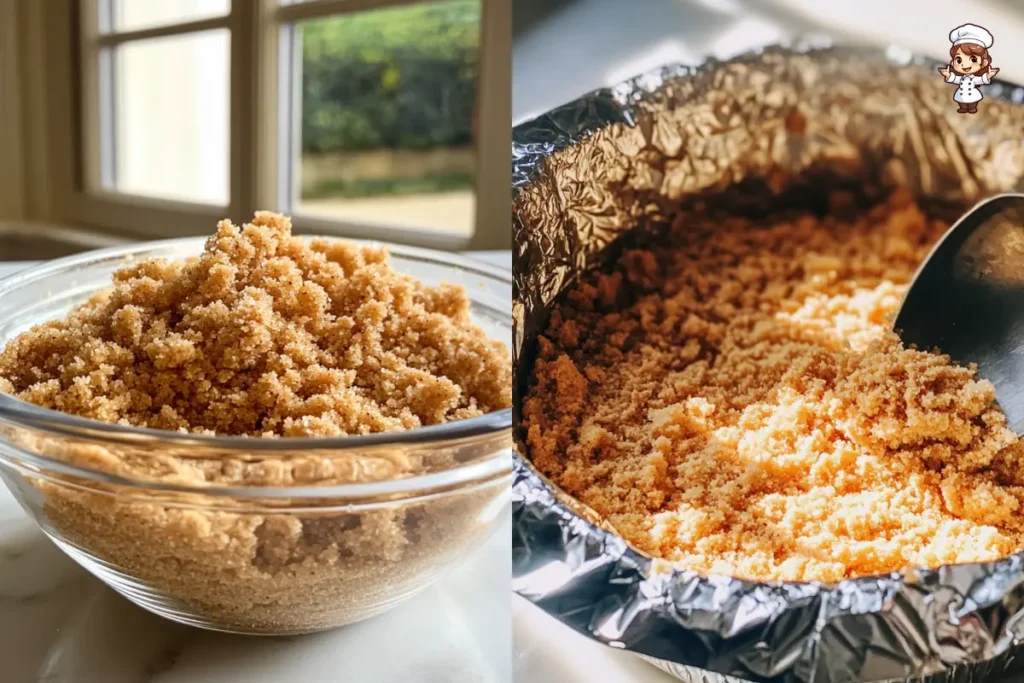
[511,44,1024,683]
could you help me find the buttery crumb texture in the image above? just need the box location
[523,190,1024,583]
[0,212,511,437]
[0,212,510,632]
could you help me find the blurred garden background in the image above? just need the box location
[297,0,480,236]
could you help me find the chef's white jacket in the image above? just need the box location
[946,71,991,103]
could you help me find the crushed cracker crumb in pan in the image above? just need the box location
[523,190,1024,583]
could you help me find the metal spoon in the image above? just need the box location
[894,193,1024,434]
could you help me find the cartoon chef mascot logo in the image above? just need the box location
[939,23,999,114]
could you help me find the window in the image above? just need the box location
[289,2,480,239]
[68,0,505,250]
[108,28,231,205]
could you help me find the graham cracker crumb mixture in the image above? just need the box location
[0,213,511,632]
[523,190,1024,583]
[0,211,510,438]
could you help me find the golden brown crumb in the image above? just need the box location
[0,212,511,632]
[524,191,1024,582]
[0,212,511,437]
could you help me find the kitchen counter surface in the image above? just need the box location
[0,256,510,683]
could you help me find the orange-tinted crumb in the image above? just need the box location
[523,191,1024,582]
[0,212,511,437]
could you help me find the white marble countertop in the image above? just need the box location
[0,486,510,683]
[512,598,675,683]
[0,257,511,683]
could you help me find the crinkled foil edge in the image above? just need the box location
[512,44,1024,683]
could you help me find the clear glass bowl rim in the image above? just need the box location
[0,236,512,499]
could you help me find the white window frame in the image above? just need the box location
[35,0,507,251]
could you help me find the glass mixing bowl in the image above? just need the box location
[0,238,511,635]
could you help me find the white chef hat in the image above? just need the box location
[949,23,994,49]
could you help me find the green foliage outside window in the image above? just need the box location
[301,1,481,155]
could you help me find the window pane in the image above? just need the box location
[111,30,230,205]
[294,0,480,238]
[110,0,230,33]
